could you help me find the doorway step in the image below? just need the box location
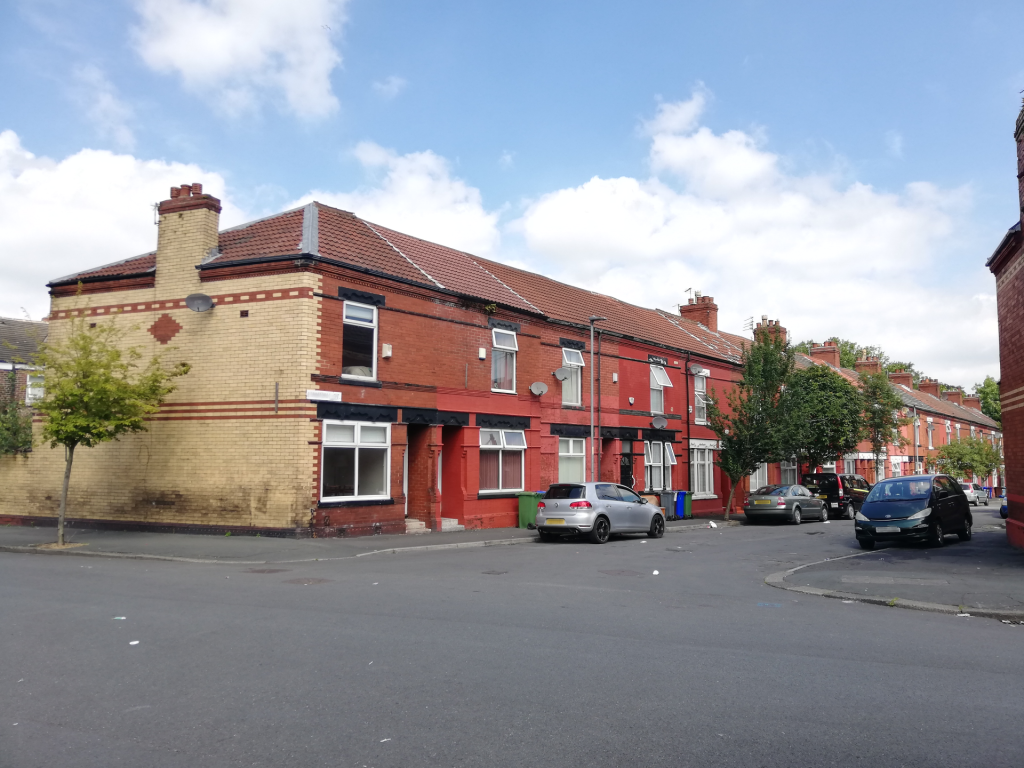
[405,519,430,534]
[439,518,465,532]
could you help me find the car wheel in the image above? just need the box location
[859,538,876,550]
[845,503,855,520]
[820,505,828,522]
[930,521,945,547]
[791,506,801,525]
[982,498,988,506]
[648,514,665,539]
[589,516,610,544]
[958,518,972,542]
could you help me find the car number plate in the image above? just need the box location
[874,526,899,533]
[546,518,565,525]
[754,500,772,505]
[830,502,839,508]
[817,495,828,500]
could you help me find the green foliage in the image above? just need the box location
[859,370,910,463]
[781,364,864,469]
[927,436,1003,480]
[0,369,33,455]
[973,376,1001,425]
[706,331,795,517]
[34,318,190,452]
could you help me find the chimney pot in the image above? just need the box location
[191,182,202,195]
[180,184,193,197]
[170,187,181,199]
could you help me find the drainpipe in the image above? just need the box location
[685,352,692,494]
[597,329,603,482]
[913,407,918,474]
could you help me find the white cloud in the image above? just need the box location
[294,141,501,257]
[71,65,136,150]
[885,129,904,159]
[372,75,407,100]
[511,90,995,385]
[0,130,246,321]
[132,0,347,119]
[499,151,515,169]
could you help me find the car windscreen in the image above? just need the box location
[753,486,789,496]
[866,478,932,502]
[802,474,838,493]
[545,484,586,499]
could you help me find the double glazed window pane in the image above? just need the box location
[357,448,387,496]
[651,387,664,414]
[492,349,515,391]
[558,438,585,483]
[562,366,581,405]
[323,447,356,497]
[342,322,375,377]
[480,449,523,490]
[322,422,389,499]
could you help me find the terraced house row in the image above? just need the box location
[0,183,759,536]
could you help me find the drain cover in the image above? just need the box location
[283,578,333,585]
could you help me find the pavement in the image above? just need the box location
[3,514,1023,768]
[766,506,1024,620]
[0,516,734,564]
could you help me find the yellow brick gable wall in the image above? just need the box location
[0,260,325,531]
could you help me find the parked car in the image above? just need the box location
[1000,495,1008,520]
[800,473,871,519]
[744,484,826,525]
[855,474,971,550]
[960,482,988,506]
[535,482,665,544]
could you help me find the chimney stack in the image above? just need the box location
[679,293,719,332]
[888,369,913,389]
[809,340,841,368]
[1016,101,1024,220]
[944,389,963,406]
[754,318,788,344]
[963,394,982,411]
[155,182,222,296]
[854,356,881,374]
[918,377,941,398]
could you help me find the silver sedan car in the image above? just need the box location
[959,482,988,506]
[743,484,827,524]
[535,482,666,544]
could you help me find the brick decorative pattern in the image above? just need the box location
[148,313,183,344]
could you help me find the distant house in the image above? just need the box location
[0,316,47,406]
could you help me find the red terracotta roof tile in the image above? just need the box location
[216,208,304,262]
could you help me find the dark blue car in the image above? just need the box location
[855,474,972,550]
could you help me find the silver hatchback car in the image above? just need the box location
[536,482,666,544]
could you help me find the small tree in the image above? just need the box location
[926,436,1002,482]
[860,370,910,479]
[0,368,34,455]
[706,329,795,520]
[781,364,864,472]
[33,318,189,545]
[973,376,1001,426]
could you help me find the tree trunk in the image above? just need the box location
[724,478,738,521]
[57,443,76,546]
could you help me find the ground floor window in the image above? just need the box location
[644,441,676,491]
[692,447,715,497]
[558,438,586,483]
[844,458,856,474]
[480,429,526,492]
[321,421,390,500]
[781,459,797,485]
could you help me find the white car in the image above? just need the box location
[959,482,988,506]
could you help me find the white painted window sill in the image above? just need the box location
[691,493,718,500]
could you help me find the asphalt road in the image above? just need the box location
[3,519,1023,767]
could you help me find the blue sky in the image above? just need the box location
[1,0,1021,386]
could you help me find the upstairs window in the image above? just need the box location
[342,302,377,380]
[945,421,951,442]
[26,374,44,404]
[491,330,518,393]
[479,429,525,492]
[558,437,586,483]
[926,420,934,449]
[650,365,673,415]
[694,373,708,423]
[321,421,390,500]
[561,348,585,406]
[970,425,976,439]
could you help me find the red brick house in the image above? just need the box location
[986,103,1024,549]
[0,184,751,535]
[0,316,47,411]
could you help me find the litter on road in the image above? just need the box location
[709,521,718,528]
[129,641,140,645]
[652,570,659,575]
[113,616,126,620]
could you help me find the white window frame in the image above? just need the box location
[645,440,667,492]
[970,425,976,439]
[320,420,391,502]
[843,458,856,474]
[649,365,673,415]
[558,437,587,483]
[561,348,584,406]
[780,458,798,485]
[926,417,934,449]
[341,301,378,382]
[945,421,951,442]
[750,463,769,493]
[491,329,518,394]
[26,373,44,404]
[955,423,961,441]
[479,429,526,493]
[693,373,707,424]
[691,447,715,498]
[664,443,677,492]
[821,461,836,473]
[891,456,902,478]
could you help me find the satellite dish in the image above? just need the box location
[185,293,215,312]
[688,363,704,375]
[651,416,668,429]
[529,381,548,396]
[553,367,570,381]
